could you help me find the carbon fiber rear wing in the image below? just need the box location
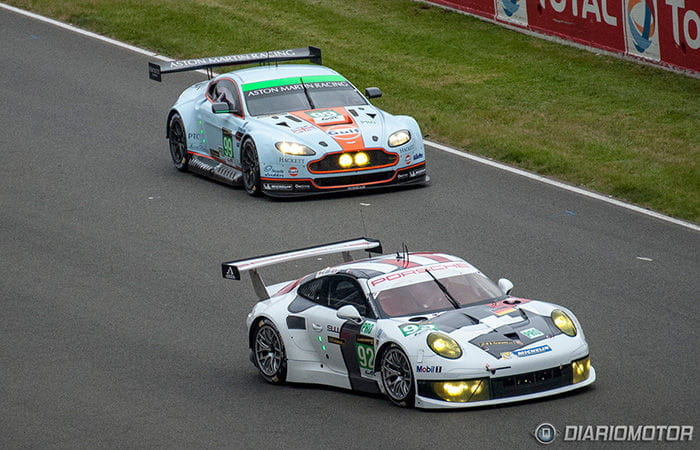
[222,238,382,300]
[148,46,322,82]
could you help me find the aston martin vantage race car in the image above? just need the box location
[149,47,428,197]
[221,238,595,409]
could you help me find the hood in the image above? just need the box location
[254,106,387,152]
[399,299,561,359]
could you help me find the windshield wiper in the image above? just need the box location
[425,269,460,310]
[301,82,316,109]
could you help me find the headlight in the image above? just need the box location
[427,332,462,359]
[430,379,489,402]
[551,310,577,337]
[338,153,354,168]
[275,141,316,155]
[572,356,591,383]
[388,130,411,147]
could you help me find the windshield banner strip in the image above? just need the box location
[242,75,346,92]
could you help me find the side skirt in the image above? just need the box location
[188,153,242,186]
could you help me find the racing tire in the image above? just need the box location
[253,319,287,384]
[379,344,415,407]
[168,113,189,172]
[241,139,262,196]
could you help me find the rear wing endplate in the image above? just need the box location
[149,46,322,82]
[221,238,382,300]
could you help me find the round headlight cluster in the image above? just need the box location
[427,332,462,359]
[338,152,370,168]
[551,309,577,336]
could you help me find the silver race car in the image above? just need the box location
[221,238,595,408]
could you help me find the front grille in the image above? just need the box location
[491,365,572,399]
[313,170,394,187]
[309,149,398,173]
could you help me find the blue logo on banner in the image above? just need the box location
[627,0,656,53]
[513,345,552,357]
[502,0,520,17]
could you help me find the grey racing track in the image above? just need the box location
[1,7,698,448]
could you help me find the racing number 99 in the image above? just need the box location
[222,129,234,158]
[356,343,375,370]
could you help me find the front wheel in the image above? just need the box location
[241,139,262,196]
[379,344,415,407]
[168,113,188,172]
[253,319,287,384]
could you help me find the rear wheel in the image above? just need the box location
[379,344,415,407]
[241,139,262,196]
[253,319,287,384]
[168,113,188,171]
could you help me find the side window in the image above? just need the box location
[297,277,328,306]
[215,80,239,112]
[327,276,369,316]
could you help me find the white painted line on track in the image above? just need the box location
[3,2,698,232]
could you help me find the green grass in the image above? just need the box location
[9,0,699,222]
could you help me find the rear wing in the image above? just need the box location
[148,46,322,82]
[222,238,382,300]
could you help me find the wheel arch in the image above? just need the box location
[165,109,180,139]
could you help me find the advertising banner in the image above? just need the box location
[425,0,699,74]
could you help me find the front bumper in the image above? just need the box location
[413,364,596,409]
[260,162,428,197]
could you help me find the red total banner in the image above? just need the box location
[426,0,699,74]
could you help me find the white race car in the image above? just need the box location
[221,238,595,408]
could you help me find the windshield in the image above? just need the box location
[373,273,504,318]
[243,77,367,116]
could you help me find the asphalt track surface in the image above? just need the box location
[1,7,698,448]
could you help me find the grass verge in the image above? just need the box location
[7,0,699,222]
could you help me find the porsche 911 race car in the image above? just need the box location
[149,47,428,197]
[221,238,595,408]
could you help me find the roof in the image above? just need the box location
[222,63,342,85]
[328,252,470,280]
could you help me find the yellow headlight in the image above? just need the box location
[274,141,315,155]
[551,309,577,337]
[572,356,591,383]
[338,153,353,168]
[427,332,462,359]
[354,152,369,166]
[433,379,489,402]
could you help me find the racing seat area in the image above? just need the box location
[216,87,237,110]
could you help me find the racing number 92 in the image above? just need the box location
[356,343,375,371]
[222,129,234,158]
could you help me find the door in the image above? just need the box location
[201,79,244,166]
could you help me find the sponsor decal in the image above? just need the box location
[409,167,427,178]
[187,132,200,140]
[405,154,412,164]
[225,266,236,279]
[667,0,700,50]
[513,345,552,357]
[210,149,220,157]
[278,156,305,164]
[397,143,416,154]
[294,184,311,190]
[291,125,315,134]
[166,49,299,71]
[624,0,661,60]
[399,323,439,337]
[263,165,284,177]
[397,173,409,180]
[413,152,424,160]
[355,343,375,371]
[288,166,298,176]
[356,335,374,345]
[416,365,442,373]
[478,340,521,347]
[221,129,234,158]
[263,183,293,191]
[360,321,375,335]
[328,336,345,345]
[307,109,344,124]
[371,262,471,286]
[304,81,351,90]
[327,324,340,334]
[522,327,545,339]
[327,126,360,141]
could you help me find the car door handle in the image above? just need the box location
[311,323,323,332]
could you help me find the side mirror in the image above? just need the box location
[336,305,362,323]
[364,87,382,99]
[498,278,514,295]
[212,102,231,114]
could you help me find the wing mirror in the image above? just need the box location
[498,278,514,295]
[364,87,382,99]
[336,305,363,323]
[212,102,232,114]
